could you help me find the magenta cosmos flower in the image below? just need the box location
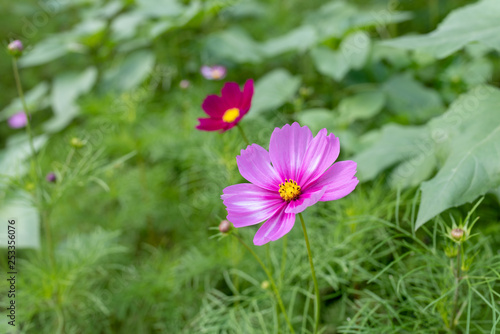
[8,111,28,129]
[221,123,358,245]
[197,79,254,132]
[201,65,227,80]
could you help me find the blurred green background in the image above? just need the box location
[1,0,500,333]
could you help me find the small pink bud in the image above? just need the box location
[46,172,56,183]
[219,220,232,234]
[179,80,190,89]
[7,111,28,129]
[451,228,465,241]
[8,40,23,57]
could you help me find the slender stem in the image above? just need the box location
[279,234,287,289]
[236,123,250,146]
[12,58,55,266]
[298,213,320,334]
[233,233,295,334]
[450,243,462,330]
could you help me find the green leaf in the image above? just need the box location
[383,73,444,122]
[311,32,371,81]
[353,124,430,182]
[296,108,336,134]
[340,31,371,70]
[0,191,40,249]
[18,36,86,68]
[248,69,301,117]
[0,82,50,121]
[101,50,155,92]
[45,67,98,132]
[311,46,350,81]
[0,134,49,177]
[204,28,263,64]
[416,86,500,228]
[338,91,385,124]
[262,25,318,57]
[383,0,500,58]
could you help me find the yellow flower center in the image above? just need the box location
[222,108,240,123]
[279,179,301,201]
[212,68,224,79]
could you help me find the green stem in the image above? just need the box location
[233,233,295,334]
[450,243,462,330]
[12,58,55,266]
[236,123,250,146]
[299,213,320,334]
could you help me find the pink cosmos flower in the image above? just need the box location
[8,111,28,129]
[196,79,254,132]
[221,122,358,245]
[201,65,227,80]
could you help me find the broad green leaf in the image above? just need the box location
[311,32,370,81]
[340,31,371,70]
[0,82,50,121]
[416,86,500,228]
[0,191,40,249]
[296,108,336,134]
[262,26,318,57]
[18,36,86,68]
[338,91,385,124]
[383,73,444,122]
[310,47,349,81]
[389,153,436,189]
[101,50,155,92]
[45,67,98,132]
[248,69,301,117]
[353,124,430,182]
[204,28,263,64]
[383,0,500,58]
[0,134,48,177]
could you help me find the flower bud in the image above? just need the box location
[46,172,56,183]
[261,280,270,290]
[218,220,232,234]
[451,228,465,241]
[179,80,190,89]
[7,111,27,129]
[70,137,85,149]
[7,40,23,57]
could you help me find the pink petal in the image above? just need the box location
[269,122,312,181]
[221,82,242,107]
[236,144,282,191]
[222,184,284,227]
[239,79,254,115]
[196,118,226,131]
[253,207,295,246]
[298,129,340,188]
[306,161,358,201]
[284,186,326,214]
[202,95,228,118]
[201,66,213,79]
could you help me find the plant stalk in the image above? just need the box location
[299,213,320,334]
[233,233,295,334]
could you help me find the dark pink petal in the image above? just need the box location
[284,187,327,214]
[298,129,340,188]
[269,122,312,181]
[239,79,254,115]
[307,161,358,201]
[196,118,226,131]
[221,82,243,108]
[236,144,281,191]
[253,207,295,246]
[222,184,284,227]
[202,95,227,118]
